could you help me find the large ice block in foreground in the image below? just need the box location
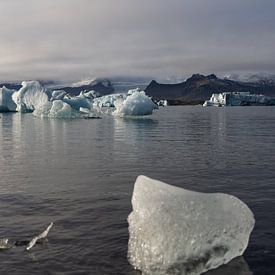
[128,176,255,275]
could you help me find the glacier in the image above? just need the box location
[128,176,255,275]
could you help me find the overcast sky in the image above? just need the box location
[0,0,275,81]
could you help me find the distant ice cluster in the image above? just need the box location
[0,82,158,118]
[128,176,255,275]
[203,92,274,106]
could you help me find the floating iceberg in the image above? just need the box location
[113,91,158,117]
[12,81,50,112]
[93,93,126,108]
[63,94,91,111]
[1,80,158,118]
[0,86,17,112]
[34,90,94,118]
[50,90,67,101]
[128,176,255,275]
[203,92,275,106]
[33,100,82,118]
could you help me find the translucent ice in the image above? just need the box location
[128,176,255,275]
[26,222,53,251]
[0,86,17,112]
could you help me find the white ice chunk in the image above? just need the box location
[128,176,255,275]
[50,90,67,101]
[12,81,50,112]
[113,91,158,117]
[127,87,141,95]
[79,107,90,113]
[33,100,81,118]
[203,92,270,107]
[63,93,91,110]
[93,93,126,108]
[0,238,9,249]
[26,222,53,251]
[0,86,17,112]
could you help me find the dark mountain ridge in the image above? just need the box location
[145,74,275,105]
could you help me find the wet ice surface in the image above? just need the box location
[0,107,274,274]
[128,176,254,275]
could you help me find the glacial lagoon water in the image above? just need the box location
[0,106,274,275]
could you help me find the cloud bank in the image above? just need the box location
[1,0,275,81]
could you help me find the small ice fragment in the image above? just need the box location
[26,222,53,251]
[0,238,9,249]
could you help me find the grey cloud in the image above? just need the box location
[1,0,275,81]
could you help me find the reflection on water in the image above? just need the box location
[206,257,252,275]
[0,107,275,274]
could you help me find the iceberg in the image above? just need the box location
[50,90,67,101]
[203,92,275,106]
[1,80,158,118]
[0,86,17,112]
[113,90,158,117]
[12,81,50,112]
[93,93,126,108]
[34,89,95,118]
[63,94,91,111]
[128,176,255,275]
[33,100,82,118]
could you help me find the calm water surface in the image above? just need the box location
[0,106,274,275]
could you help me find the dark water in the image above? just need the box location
[0,106,274,275]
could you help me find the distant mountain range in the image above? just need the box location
[0,78,115,96]
[2,74,275,105]
[53,78,114,96]
[0,77,150,96]
[145,74,275,105]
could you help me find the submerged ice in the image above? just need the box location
[128,176,255,275]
